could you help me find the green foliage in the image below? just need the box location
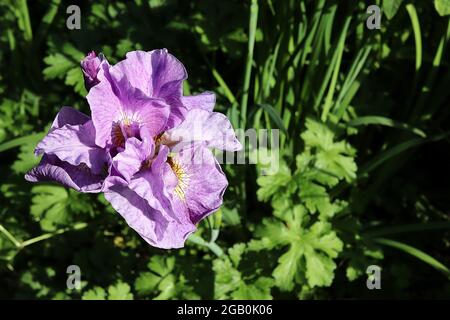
[435,0,450,16]
[252,118,355,291]
[256,163,293,202]
[132,255,199,300]
[1,0,450,300]
[82,281,133,300]
[301,119,357,183]
[82,287,106,300]
[31,185,69,231]
[383,0,404,20]
[213,244,273,299]
[43,45,86,96]
[249,204,343,289]
[107,282,134,300]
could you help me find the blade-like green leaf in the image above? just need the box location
[374,238,450,279]
[0,133,44,153]
[256,103,288,135]
[347,116,426,137]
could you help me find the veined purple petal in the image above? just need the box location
[166,145,228,224]
[105,172,196,249]
[25,155,104,193]
[86,64,122,148]
[130,149,197,246]
[101,162,128,192]
[51,106,90,130]
[112,137,154,182]
[110,49,187,130]
[122,91,170,138]
[105,185,166,244]
[150,49,187,97]
[108,50,154,96]
[164,94,186,131]
[105,144,197,248]
[131,146,183,224]
[110,49,187,98]
[105,184,196,249]
[165,108,242,152]
[181,91,216,112]
[87,64,170,148]
[35,121,108,175]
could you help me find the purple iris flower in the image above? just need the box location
[25,49,241,249]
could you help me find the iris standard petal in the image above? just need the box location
[87,65,123,148]
[87,64,170,148]
[165,108,242,152]
[110,49,188,130]
[51,106,90,130]
[181,91,216,112]
[150,49,187,97]
[110,49,187,97]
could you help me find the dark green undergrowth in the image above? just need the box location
[1,0,450,299]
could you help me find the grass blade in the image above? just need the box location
[240,0,259,129]
[211,66,237,106]
[34,0,62,48]
[347,116,426,137]
[0,133,45,153]
[321,17,351,122]
[256,103,288,135]
[406,4,422,72]
[374,238,450,279]
[16,0,33,42]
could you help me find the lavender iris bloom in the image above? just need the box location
[25,49,241,249]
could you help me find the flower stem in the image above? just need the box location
[188,234,224,257]
[20,222,88,248]
[0,224,21,247]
